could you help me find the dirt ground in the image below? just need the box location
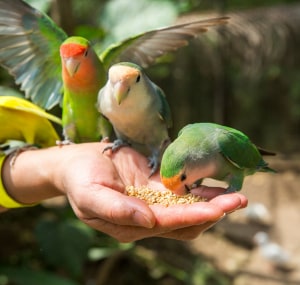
[190,154,300,285]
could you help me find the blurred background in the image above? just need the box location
[0,0,299,284]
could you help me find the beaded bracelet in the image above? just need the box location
[0,155,35,208]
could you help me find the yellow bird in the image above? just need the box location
[0,95,62,148]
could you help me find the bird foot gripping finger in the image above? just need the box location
[102,139,130,154]
[147,156,160,178]
[100,136,110,143]
[223,185,238,194]
[56,139,74,146]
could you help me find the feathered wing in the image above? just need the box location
[217,127,263,169]
[0,0,228,110]
[101,16,229,69]
[154,85,172,128]
[0,0,67,109]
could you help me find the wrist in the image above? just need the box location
[0,154,36,208]
[1,148,63,207]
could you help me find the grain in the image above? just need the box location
[126,185,206,206]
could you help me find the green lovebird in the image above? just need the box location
[160,123,275,195]
[0,0,228,143]
[59,37,110,142]
[98,62,172,176]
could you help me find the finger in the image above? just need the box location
[81,218,148,243]
[232,193,248,209]
[82,215,224,243]
[190,185,227,200]
[108,146,151,185]
[209,192,248,213]
[79,202,226,242]
[157,220,221,240]
[150,202,224,230]
[70,187,156,228]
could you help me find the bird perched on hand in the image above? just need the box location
[59,36,110,142]
[0,95,61,148]
[98,62,172,176]
[160,122,275,195]
[0,0,229,143]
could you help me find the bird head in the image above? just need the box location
[160,133,209,196]
[108,62,142,105]
[161,166,205,196]
[160,143,201,195]
[161,171,189,196]
[60,37,91,77]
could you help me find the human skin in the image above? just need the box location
[0,142,248,242]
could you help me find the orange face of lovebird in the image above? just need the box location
[161,173,188,196]
[60,40,103,91]
[60,42,88,76]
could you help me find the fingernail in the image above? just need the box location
[213,213,226,223]
[133,211,155,228]
[227,205,242,214]
[217,213,227,221]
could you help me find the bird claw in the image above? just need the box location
[56,139,74,146]
[223,186,237,194]
[147,156,159,177]
[102,139,130,154]
[100,136,110,143]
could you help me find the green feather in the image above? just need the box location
[0,0,229,110]
[0,0,229,144]
[62,36,89,47]
[0,0,67,109]
[161,122,275,193]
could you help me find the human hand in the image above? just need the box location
[55,142,248,242]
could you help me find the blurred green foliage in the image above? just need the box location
[1,0,300,284]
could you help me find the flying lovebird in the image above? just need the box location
[0,0,229,143]
[0,95,61,149]
[160,123,275,195]
[98,62,172,176]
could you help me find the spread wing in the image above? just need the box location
[101,16,229,69]
[0,0,67,109]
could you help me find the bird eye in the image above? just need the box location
[136,75,141,83]
[84,49,89,57]
[180,173,187,181]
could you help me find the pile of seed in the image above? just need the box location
[126,185,206,206]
